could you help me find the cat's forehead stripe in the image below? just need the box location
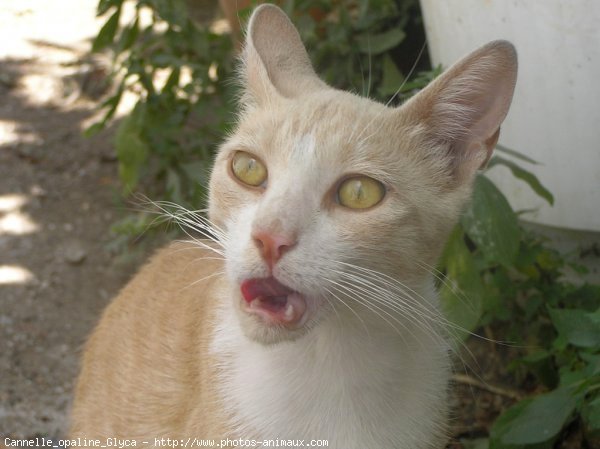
[290,133,316,162]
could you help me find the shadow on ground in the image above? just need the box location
[0,47,145,438]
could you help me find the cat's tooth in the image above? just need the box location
[284,303,294,321]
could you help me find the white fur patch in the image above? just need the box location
[290,133,316,162]
[211,293,450,449]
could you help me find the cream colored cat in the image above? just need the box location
[70,4,517,448]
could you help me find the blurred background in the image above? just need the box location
[0,1,598,448]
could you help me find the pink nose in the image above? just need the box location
[252,231,296,268]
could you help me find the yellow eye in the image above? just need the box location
[231,151,267,187]
[337,176,385,209]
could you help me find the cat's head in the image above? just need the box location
[208,4,517,345]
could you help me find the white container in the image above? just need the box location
[419,0,600,231]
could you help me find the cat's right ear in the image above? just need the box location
[241,4,327,104]
[400,41,517,185]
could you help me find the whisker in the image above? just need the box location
[332,274,446,351]
[170,240,226,260]
[152,202,229,242]
[385,41,427,107]
[336,263,447,326]
[139,201,228,259]
[337,261,486,339]
[322,283,371,339]
[324,277,408,339]
[415,259,478,317]
[334,274,443,342]
[337,268,490,377]
[413,259,521,348]
[179,270,226,293]
[353,41,427,146]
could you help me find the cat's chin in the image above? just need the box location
[235,277,316,345]
[237,310,313,345]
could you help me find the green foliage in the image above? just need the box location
[549,308,600,348]
[440,226,485,336]
[282,0,427,102]
[90,0,238,208]
[462,175,521,267]
[439,152,600,448]
[487,156,553,206]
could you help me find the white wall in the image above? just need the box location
[419,0,600,231]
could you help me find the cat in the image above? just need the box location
[70,4,517,448]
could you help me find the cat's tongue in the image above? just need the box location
[240,277,306,325]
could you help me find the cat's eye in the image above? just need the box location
[337,176,385,209]
[231,151,267,187]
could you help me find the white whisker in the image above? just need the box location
[353,42,427,147]
[324,277,408,339]
[322,283,371,339]
[179,270,226,293]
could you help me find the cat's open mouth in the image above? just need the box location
[240,277,307,326]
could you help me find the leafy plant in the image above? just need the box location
[280,0,429,102]
[439,151,600,448]
[90,0,238,211]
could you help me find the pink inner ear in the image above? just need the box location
[407,41,517,183]
[469,84,514,143]
[243,4,326,102]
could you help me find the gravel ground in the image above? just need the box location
[0,0,144,438]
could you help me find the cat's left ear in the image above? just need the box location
[400,41,517,184]
[241,4,327,104]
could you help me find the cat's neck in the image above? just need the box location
[211,279,450,449]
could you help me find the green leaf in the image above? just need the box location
[356,28,406,55]
[166,168,183,205]
[83,122,104,138]
[115,105,148,192]
[378,55,404,97]
[439,226,484,338]
[492,387,576,446]
[582,395,600,432]
[580,352,600,376]
[92,7,121,52]
[462,175,520,267]
[118,17,139,52]
[490,399,530,449]
[181,161,209,186]
[488,156,554,205]
[399,65,442,94]
[495,144,539,165]
[97,0,123,16]
[462,438,489,449]
[548,307,600,348]
[570,283,600,311]
[519,351,559,389]
[163,67,181,93]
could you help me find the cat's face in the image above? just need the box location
[208,5,517,345]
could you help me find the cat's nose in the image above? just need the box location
[252,231,296,269]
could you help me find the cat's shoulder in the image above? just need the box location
[103,240,225,316]
[127,240,223,284]
[144,240,224,277]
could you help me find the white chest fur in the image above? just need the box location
[211,294,450,449]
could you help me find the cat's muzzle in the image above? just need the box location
[240,276,309,327]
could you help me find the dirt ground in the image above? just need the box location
[0,0,145,438]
